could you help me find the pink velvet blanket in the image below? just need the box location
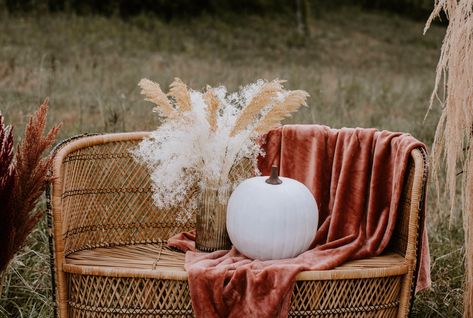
[168,124,431,318]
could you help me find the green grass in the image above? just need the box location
[0,7,465,317]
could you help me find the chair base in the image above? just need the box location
[64,244,407,317]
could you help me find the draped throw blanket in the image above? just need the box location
[169,124,431,318]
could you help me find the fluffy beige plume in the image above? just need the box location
[138,79,176,118]
[230,80,284,136]
[203,86,219,132]
[253,90,309,135]
[169,78,192,112]
[425,1,473,316]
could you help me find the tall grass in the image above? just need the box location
[0,7,463,317]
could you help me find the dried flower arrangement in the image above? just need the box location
[133,78,309,222]
[0,99,60,273]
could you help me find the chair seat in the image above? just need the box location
[64,243,408,281]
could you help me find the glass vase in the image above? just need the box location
[195,183,232,252]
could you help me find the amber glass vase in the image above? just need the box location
[195,183,232,252]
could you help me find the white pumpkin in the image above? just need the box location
[226,167,318,260]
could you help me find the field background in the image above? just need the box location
[0,1,465,317]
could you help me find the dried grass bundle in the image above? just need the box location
[133,79,309,222]
[168,78,192,112]
[0,99,60,273]
[254,90,310,135]
[138,79,177,118]
[425,1,473,316]
[203,87,219,132]
[230,79,284,136]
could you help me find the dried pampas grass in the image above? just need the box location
[0,99,60,273]
[425,1,473,316]
[168,78,192,113]
[254,90,310,135]
[133,79,309,222]
[230,79,284,136]
[138,79,177,118]
[203,87,219,132]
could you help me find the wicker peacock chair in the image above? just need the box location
[47,131,428,318]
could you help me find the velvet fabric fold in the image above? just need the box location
[169,124,431,318]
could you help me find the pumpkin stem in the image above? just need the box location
[266,166,282,185]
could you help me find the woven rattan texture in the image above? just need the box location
[68,274,193,317]
[289,276,401,317]
[66,273,401,318]
[61,140,195,256]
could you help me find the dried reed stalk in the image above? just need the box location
[254,90,310,135]
[230,80,284,136]
[425,1,473,316]
[203,87,219,132]
[0,99,60,273]
[138,79,177,118]
[169,78,192,112]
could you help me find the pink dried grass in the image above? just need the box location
[0,99,60,273]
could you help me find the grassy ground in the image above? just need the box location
[0,6,465,317]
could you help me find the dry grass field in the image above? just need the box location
[0,6,464,317]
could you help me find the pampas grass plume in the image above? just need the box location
[425,1,473,315]
[138,79,177,118]
[0,98,60,273]
[230,79,284,136]
[254,90,310,135]
[169,78,192,113]
[203,86,219,132]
